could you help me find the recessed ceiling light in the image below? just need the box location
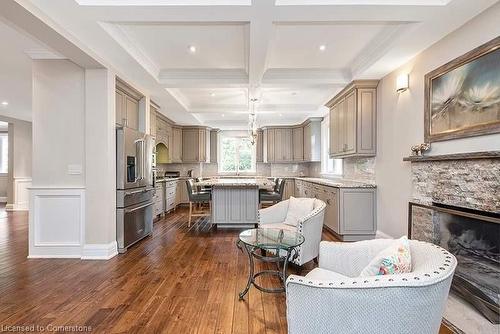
[1,101,8,106]
[279,113,283,117]
[319,45,326,51]
[221,114,225,117]
[210,92,216,97]
[188,45,197,53]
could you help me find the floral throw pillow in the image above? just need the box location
[360,236,412,277]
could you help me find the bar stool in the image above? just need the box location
[259,178,285,207]
[186,179,211,227]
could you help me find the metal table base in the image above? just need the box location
[237,240,299,300]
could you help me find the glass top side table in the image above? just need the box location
[237,228,305,300]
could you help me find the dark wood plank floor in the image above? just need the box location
[0,206,451,333]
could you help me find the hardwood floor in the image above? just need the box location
[0,206,451,333]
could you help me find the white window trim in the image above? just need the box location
[321,115,343,177]
[217,132,256,175]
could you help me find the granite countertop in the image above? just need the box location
[155,176,375,188]
[196,178,274,188]
[294,177,376,188]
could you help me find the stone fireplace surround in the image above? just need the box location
[406,151,500,334]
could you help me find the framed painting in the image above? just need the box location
[424,36,500,142]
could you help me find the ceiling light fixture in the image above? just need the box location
[210,92,216,97]
[188,45,197,53]
[1,101,8,106]
[279,113,283,117]
[221,114,225,117]
[319,45,326,51]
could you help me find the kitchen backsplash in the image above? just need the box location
[157,158,374,181]
[309,158,375,183]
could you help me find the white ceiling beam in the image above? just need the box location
[247,0,275,100]
[159,69,248,87]
[262,68,351,85]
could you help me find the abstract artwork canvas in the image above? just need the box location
[424,37,500,142]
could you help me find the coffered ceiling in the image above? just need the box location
[8,0,499,129]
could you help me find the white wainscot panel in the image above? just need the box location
[6,177,32,211]
[29,188,85,258]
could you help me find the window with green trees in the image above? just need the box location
[219,136,255,173]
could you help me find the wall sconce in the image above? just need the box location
[396,74,409,93]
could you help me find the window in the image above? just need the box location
[218,133,256,174]
[321,115,343,176]
[0,133,7,174]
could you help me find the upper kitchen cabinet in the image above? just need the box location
[182,127,210,163]
[171,127,183,163]
[210,129,219,163]
[326,80,378,158]
[292,126,304,162]
[116,78,143,130]
[303,117,322,162]
[149,105,157,137]
[255,129,264,162]
[263,128,293,163]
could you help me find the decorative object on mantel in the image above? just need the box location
[403,150,500,162]
[410,142,431,156]
[424,36,500,142]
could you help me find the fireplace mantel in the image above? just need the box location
[403,151,500,162]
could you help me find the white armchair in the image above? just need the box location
[286,239,457,334]
[258,198,326,266]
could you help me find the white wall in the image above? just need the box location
[375,3,500,237]
[32,59,85,187]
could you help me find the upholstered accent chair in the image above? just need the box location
[258,198,326,266]
[286,239,457,334]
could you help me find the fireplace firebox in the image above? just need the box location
[408,201,500,324]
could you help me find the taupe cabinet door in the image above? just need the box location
[181,128,209,163]
[115,89,139,130]
[292,127,304,161]
[327,81,377,158]
[171,128,182,162]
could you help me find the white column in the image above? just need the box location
[83,69,117,259]
[30,59,86,258]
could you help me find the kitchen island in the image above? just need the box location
[195,178,274,228]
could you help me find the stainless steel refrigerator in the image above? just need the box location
[116,127,155,253]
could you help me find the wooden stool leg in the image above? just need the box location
[188,202,192,227]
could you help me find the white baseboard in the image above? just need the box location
[81,241,118,260]
[375,230,394,239]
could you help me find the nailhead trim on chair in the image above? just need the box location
[287,241,457,288]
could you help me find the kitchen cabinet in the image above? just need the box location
[303,118,322,162]
[292,127,304,161]
[150,108,157,137]
[115,79,142,130]
[210,129,219,163]
[264,128,293,163]
[171,127,183,163]
[256,129,264,162]
[182,127,209,163]
[261,117,322,163]
[282,179,295,200]
[327,80,378,158]
[165,180,177,213]
[153,182,165,218]
[294,179,376,241]
[176,179,189,204]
